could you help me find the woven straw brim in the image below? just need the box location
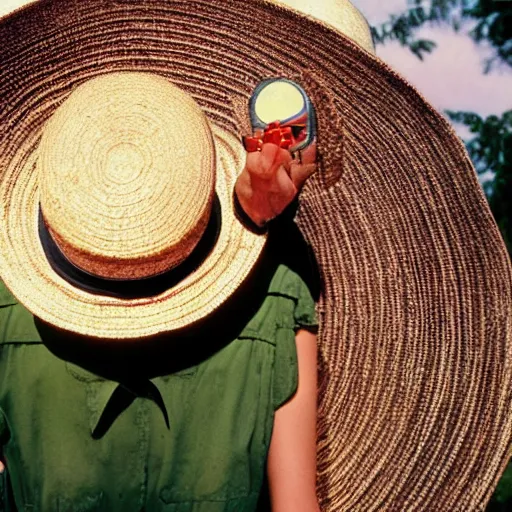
[0,0,511,510]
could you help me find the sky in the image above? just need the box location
[1,0,510,134]
[352,0,511,119]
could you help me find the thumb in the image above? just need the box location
[289,140,318,189]
[298,139,317,165]
[289,162,317,190]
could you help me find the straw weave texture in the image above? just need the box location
[39,72,216,279]
[0,0,511,510]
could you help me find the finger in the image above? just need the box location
[234,170,266,226]
[261,143,292,170]
[274,164,298,201]
[265,165,297,221]
[245,143,292,179]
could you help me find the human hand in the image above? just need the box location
[0,460,4,472]
[235,141,317,227]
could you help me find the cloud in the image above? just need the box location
[352,0,511,129]
[352,0,409,23]
[376,26,512,116]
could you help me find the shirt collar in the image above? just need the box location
[65,362,169,437]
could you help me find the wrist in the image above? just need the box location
[232,189,268,233]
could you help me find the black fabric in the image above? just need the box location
[38,197,221,299]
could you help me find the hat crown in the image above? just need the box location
[268,0,375,53]
[38,72,216,280]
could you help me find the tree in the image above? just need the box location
[446,109,512,254]
[372,0,512,70]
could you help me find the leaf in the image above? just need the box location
[493,460,512,503]
[409,39,437,59]
[372,0,512,72]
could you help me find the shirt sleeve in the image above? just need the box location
[0,408,6,512]
[272,267,318,409]
[0,410,9,512]
[293,273,318,332]
[273,326,298,410]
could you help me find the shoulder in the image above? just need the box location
[268,264,318,332]
[0,279,17,308]
[268,264,308,299]
[0,279,42,345]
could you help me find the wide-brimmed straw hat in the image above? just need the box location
[1,0,511,510]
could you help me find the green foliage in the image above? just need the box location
[492,460,512,504]
[371,0,467,59]
[466,0,512,70]
[408,39,438,59]
[372,0,512,71]
[446,110,511,175]
[446,109,512,252]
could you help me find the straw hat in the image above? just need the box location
[0,66,267,337]
[0,0,511,510]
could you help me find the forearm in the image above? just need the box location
[267,329,320,512]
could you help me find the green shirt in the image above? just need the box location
[0,262,317,512]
